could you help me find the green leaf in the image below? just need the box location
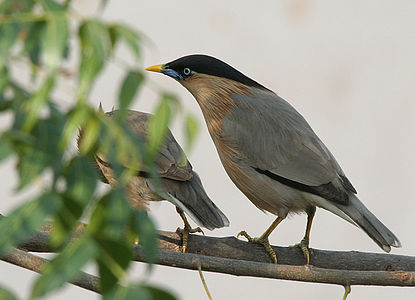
[117,70,144,120]
[22,74,55,132]
[0,193,61,255]
[64,156,97,205]
[0,66,8,95]
[49,195,84,248]
[98,0,109,13]
[17,147,48,189]
[17,109,66,189]
[147,97,171,159]
[89,190,131,240]
[0,0,35,13]
[41,13,69,70]
[39,0,65,11]
[0,138,13,162]
[31,238,98,299]
[133,210,157,265]
[184,114,199,153]
[104,284,177,300]
[0,23,19,67]
[97,237,132,293]
[22,21,45,67]
[78,115,101,154]
[79,20,110,96]
[108,24,141,60]
[60,104,90,150]
[141,285,177,300]
[0,285,17,300]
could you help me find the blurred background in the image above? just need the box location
[1,0,414,299]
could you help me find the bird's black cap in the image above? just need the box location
[165,54,270,91]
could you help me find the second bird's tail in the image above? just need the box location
[337,194,401,252]
[149,172,229,230]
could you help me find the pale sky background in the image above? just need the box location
[1,0,415,299]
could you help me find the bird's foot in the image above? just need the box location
[237,230,278,264]
[176,226,204,253]
[289,238,311,264]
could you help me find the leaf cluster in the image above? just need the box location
[0,1,186,299]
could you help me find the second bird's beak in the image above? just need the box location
[145,64,164,73]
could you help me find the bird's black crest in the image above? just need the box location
[165,54,269,90]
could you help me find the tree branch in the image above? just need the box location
[0,248,101,294]
[17,226,415,287]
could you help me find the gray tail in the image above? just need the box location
[338,195,401,252]
[155,172,229,231]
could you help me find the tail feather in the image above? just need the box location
[147,173,229,230]
[337,195,401,252]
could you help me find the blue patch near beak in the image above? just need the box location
[162,68,185,80]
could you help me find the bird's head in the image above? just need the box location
[146,54,270,100]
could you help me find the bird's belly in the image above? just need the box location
[126,177,158,209]
[217,150,312,217]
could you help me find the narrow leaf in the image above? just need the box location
[108,24,141,59]
[78,115,101,154]
[89,190,130,240]
[79,20,110,96]
[41,14,69,70]
[117,70,144,119]
[0,24,19,67]
[0,285,17,300]
[49,196,84,248]
[97,238,132,293]
[0,138,13,162]
[64,156,97,205]
[60,104,90,149]
[22,21,45,67]
[22,74,55,132]
[134,210,157,265]
[31,238,98,299]
[147,97,171,158]
[104,284,177,300]
[0,193,61,255]
[184,114,199,153]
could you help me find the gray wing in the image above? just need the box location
[107,110,193,181]
[222,91,356,204]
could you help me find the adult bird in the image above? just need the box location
[146,54,401,264]
[78,106,229,252]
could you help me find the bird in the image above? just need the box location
[77,105,229,252]
[146,54,401,264]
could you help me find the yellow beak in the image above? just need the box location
[145,64,163,73]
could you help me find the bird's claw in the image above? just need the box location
[289,238,311,264]
[176,226,204,253]
[236,230,254,241]
[236,230,278,264]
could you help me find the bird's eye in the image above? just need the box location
[183,68,191,76]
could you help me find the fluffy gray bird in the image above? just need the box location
[146,54,401,263]
[78,107,229,252]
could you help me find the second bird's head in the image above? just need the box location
[146,54,270,100]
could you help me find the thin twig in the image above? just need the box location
[193,258,213,300]
[0,248,101,294]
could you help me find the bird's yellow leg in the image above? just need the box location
[237,216,285,264]
[290,207,316,264]
[176,208,204,253]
